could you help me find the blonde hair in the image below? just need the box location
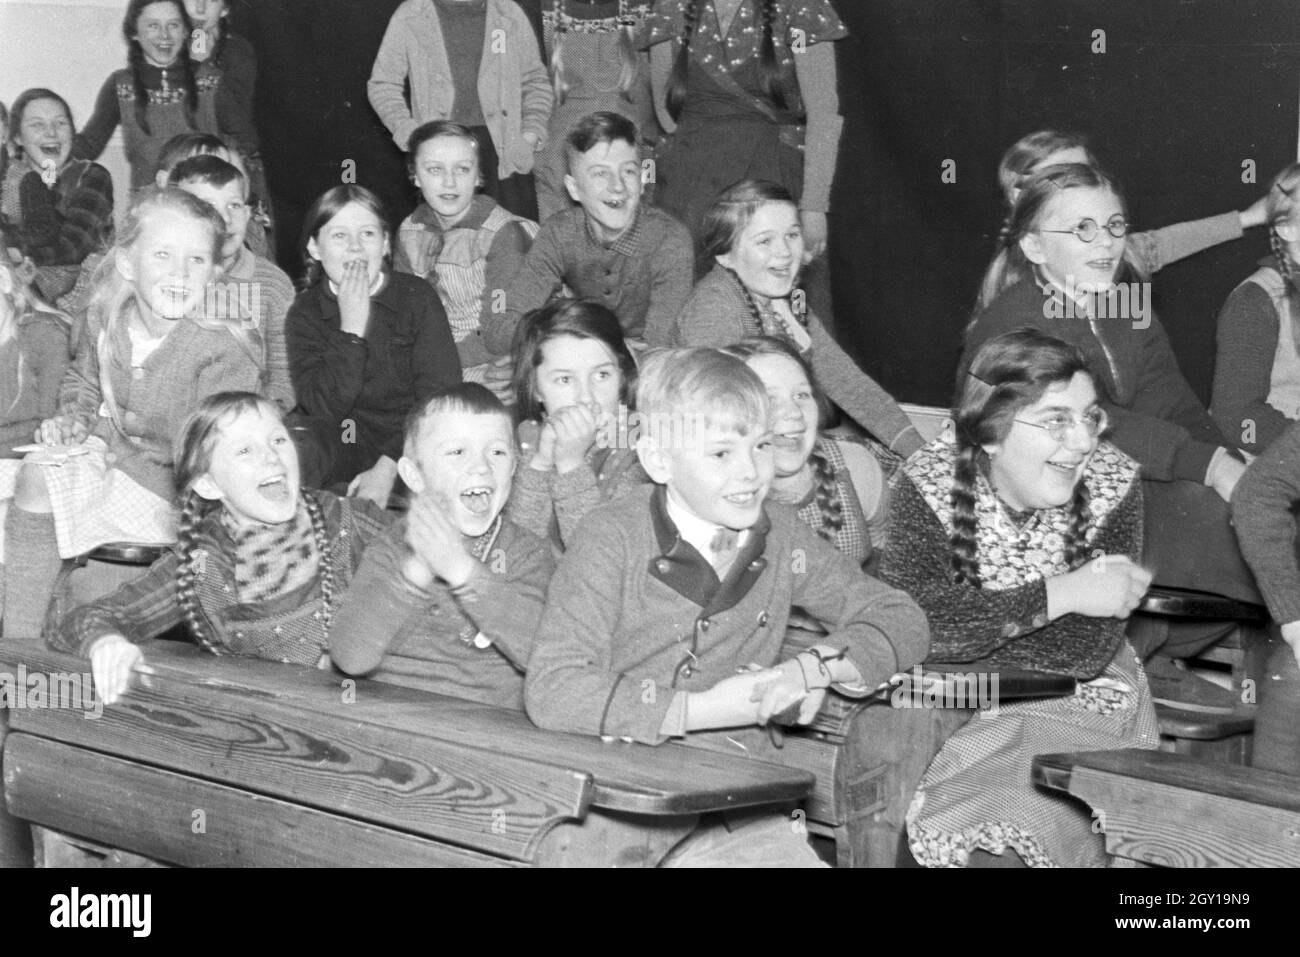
[1267,163,1300,282]
[636,347,768,435]
[88,187,264,442]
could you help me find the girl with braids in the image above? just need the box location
[506,299,649,549]
[1211,162,1300,456]
[997,130,1267,283]
[535,0,656,222]
[1,89,115,303]
[725,335,896,568]
[881,329,1157,868]
[72,0,254,190]
[965,163,1263,708]
[50,392,392,705]
[638,0,846,275]
[1,187,263,641]
[656,179,924,459]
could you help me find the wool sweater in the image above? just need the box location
[286,272,462,463]
[330,515,555,709]
[1128,212,1243,276]
[1232,419,1300,625]
[52,491,392,661]
[59,310,263,500]
[524,484,929,744]
[490,205,695,351]
[1,160,114,268]
[1211,259,1299,454]
[880,436,1143,679]
[964,278,1226,483]
[0,310,70,457]
[506,440,650,548]
[660,264,923,457]
[74,62,240,189]
[226,246,296,412]
[393,195,537,370]
[368,0,553,175]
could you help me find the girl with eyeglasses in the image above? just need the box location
[1211,162,1300,457]
[882,330,1158,868]
[963,163,1263,714]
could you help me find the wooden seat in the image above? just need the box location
[42,542,167,642]
[1032,748,1300,867]
[0,641,814,868]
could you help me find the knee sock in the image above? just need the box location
[2,507,61,642]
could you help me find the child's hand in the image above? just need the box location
[88,634,152,706]
[686,667,784,730]
[1049,555,1152,620]
[39,158,59,187]
[404,491,476,588]
[527,419,558,472]
[482,356,515,405]
[800,209,828,261]
[549,403,600,473]
[522,131,544,153]
[36,414,88,446]
[347,456,398,508]
[1240,193,1269,230]
[337,260,372,337]
[753,659,825,725]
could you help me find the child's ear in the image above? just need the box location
[1276,220,1300,244]
[191,474,223,502]
[114,247,137,282]
[564,173,581,203]
[306,236,321,263]
[715,250,737,273]
[397,455,425,494]
[635,438,672,484]
[1019,232,1046,266]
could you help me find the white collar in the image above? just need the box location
[327,271,386,298]
[664,488,749,559]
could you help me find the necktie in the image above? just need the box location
[709,528,740,576]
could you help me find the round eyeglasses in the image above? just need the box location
[1039,217,1129,243]
[1014,409,1108,443]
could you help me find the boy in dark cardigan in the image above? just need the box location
[330,384,554,708]
[525,348,928,866]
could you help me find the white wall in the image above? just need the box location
[1,0,132,225]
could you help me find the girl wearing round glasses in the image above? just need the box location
[964,163,1262,712]
[882,330,1158,868]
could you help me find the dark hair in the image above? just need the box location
[156,131,230,174]
[564,111,639,174]
[511,299,637,423]
[975,162,1146,313]
[172,391,333,655]
[168,152,244,192]
[124,0,199,137]
[299,185,390,288]
[407,120,482,173]
[7,89,75,160]
[403,382,512,458]
[666,0,788,122]
[723,336,844,542]
[950,329,1098,586]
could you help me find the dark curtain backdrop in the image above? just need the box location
[231,1,1296,406]
[831,0,1299,406]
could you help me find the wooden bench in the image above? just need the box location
[0,641,813,868]
[1032,748,1300,867]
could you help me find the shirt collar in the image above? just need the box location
[664,489,750,559]
[584,205,644,256]
[326,271,387,298]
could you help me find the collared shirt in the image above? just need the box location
[664,488,751,569]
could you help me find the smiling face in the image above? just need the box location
[534,334,622,423]
[413,134,479,225]
[179,178,249,267]
[717,201,804,301]
[307,201,389,286]
[134,1,188,67]
[564,138,642,243]
[1020,186,1125,294]
[646,418,775,531]
[193,404,300,527]
[17,97,73,173]
[118,207,219,323]
[402,408,516,537]
[745,352,817,478]
[983,372,1101,512]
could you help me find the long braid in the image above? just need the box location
[175,491,223,654]
[1271,228,1292,283]
[666,0,700,121]
[949,444,982,586]
[178,46,199,130]
[303,490,335,635]
[128,40,152,137]
[1063,479,1092,570]
[809,444,843,543]
[722,264,767,337]
[756,0,789,114]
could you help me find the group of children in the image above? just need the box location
[2,0,1299,869]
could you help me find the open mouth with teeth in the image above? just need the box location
[770,430,805,452]
[257,474,291,502]
[1046,459,1084,478]
[38,144,63,158]
[723,490,761,508]
[460,486,496,516]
